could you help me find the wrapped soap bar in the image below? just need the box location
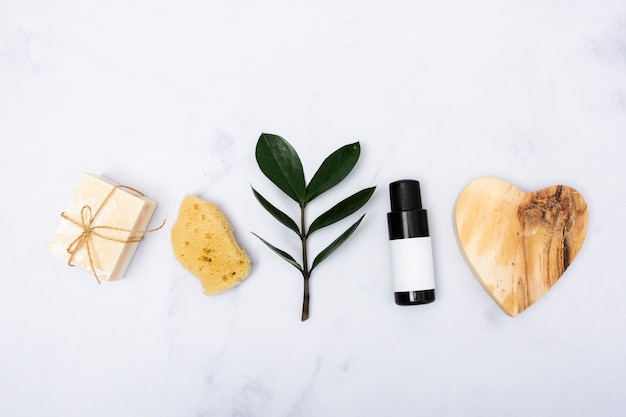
[49,173,161,282]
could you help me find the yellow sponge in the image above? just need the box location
[171,195,251,295]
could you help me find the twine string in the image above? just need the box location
[61,185,165,284]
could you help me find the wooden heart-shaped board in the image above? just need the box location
[454,177,588,316]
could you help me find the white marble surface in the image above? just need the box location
[2,1,626,416]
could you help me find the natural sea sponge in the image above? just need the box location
[171,195,251,295]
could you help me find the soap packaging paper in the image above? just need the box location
[49,173,158,282]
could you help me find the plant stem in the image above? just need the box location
[300,202,310,321]
[302,275,310,321]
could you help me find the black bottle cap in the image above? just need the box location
[389,180,422,212]
[387,179,429,239]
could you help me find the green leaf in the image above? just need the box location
[252,233,303,272]
[256,133,306,203]
[307,187,376,236]
[251,187,300,236]
[311,214,366,272]
[305,142,360,202]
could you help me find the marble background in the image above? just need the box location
[2,1,626,416]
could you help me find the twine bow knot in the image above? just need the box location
[61,185,165,283]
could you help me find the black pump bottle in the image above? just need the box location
[387,180,436,305]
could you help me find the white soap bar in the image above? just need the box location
[49,173,157,282]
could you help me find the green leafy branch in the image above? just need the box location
[251,133,375,321]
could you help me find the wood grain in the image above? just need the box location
[454,177,588,316]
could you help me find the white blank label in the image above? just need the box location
[389,236,436,292]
